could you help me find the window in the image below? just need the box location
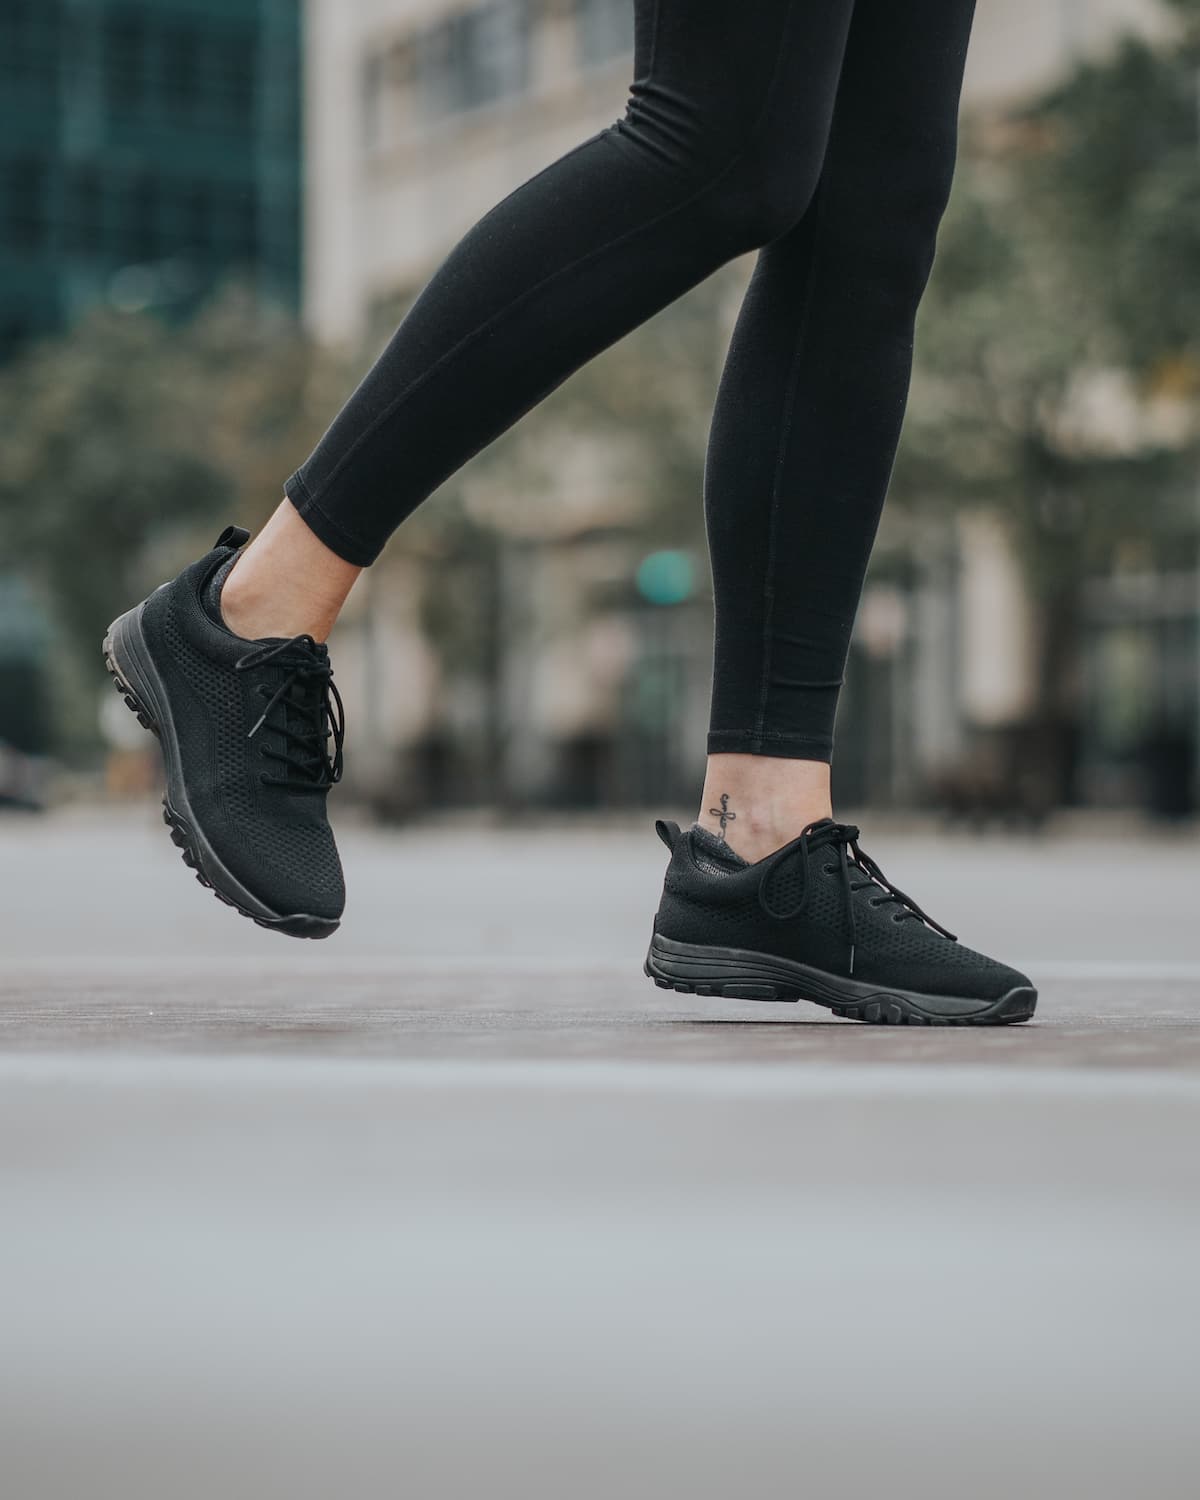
[230,191,258,261]
[0,1,61,90]
[213,33,257,133]
[576,0,633,67]
[3,156,48,251]
[103,8,146,118]
[64,164,103,253]
[105,172,150,260]
[129,173,160,260]
[362,38,419,154]
[362,50,388,153]
[162,21,199,121]
[0,315,33,359]
[418,0,531,120]
[460,0,530,108]
[184,181,213,255]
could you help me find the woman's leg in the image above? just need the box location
[698,0,978,860]
[223,0,861,639]
[645,0,1035,1025]
[109,0,881,939]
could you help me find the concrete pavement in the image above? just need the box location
[2,807,1199,1498]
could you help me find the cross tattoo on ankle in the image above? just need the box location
[709,793,736,840]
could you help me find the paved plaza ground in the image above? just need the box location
[2,807,1198,1498]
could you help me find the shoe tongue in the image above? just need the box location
[201,554,238,629]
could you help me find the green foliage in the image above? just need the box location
[407,267,727,666]
[1025,32,1200,370]
[898,11,1200,617]
[0,286,346,748]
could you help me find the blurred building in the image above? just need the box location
[301,0,1174,813]
[305,0,1166,344]
[305,0,632,345]
[0,0,302,358]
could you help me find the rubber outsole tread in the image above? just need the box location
[102,628,338,940]
[643,950,1036,1027]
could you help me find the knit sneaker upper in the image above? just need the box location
[139,529,346,922]
[655,819,1030,1003]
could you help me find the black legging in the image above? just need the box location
[286,0,977,761]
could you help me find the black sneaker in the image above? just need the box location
[102,525,346,938]
[645,818,1036,1025]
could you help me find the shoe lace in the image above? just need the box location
[758,820,956,976]
[235,635,345,791]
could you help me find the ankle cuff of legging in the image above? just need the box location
[284,473,382,568]
[706,729,833,764]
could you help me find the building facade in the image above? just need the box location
[0,0,302,356]
[305,0,1166,345]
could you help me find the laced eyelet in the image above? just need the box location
[822,864,835,875]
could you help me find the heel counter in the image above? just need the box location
[652,823,695,939]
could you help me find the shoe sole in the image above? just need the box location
[102,602,340,940]
[644,933,1036,1026]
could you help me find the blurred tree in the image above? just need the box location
[893,6,1200,798]
[407,264,724,559]
[1031,0,1200,375]
[398,270,724,803]
[0,286,345,750]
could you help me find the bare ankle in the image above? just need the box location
[217,499,362,643]
[697,753,833,864]
[218,558,335,643]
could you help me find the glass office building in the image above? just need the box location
[0,0,301,356]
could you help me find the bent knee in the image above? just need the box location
[613,94,828,251]
[822,138,960,300]
[695,140,826,252]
